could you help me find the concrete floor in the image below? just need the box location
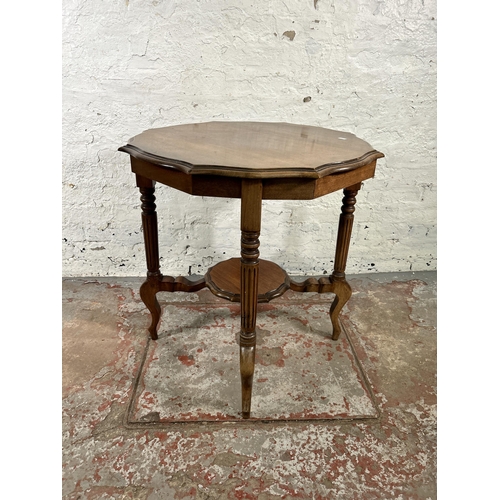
[62,271,436,499]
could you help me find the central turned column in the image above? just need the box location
[239,179,263,419]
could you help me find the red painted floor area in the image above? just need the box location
[131,302,377,423]
[62,272,436,499]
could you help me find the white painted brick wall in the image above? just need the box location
[62,0,436,277]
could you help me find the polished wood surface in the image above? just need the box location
[329,184,361,340]
[119,122,384,419]
[129,156,377,200]
[239,179,263,418]
[205,258,289,303]
[135,175,162,341]
[120,122,383,179]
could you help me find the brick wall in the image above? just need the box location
[62,0,436,277]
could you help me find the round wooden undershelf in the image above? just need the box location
[205,258,290,303]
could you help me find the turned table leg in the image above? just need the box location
[330,182,361,340]
[136,175,163,340]
[239,179,262,419]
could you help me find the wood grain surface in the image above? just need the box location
[120,122,383,179]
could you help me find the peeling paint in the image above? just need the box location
[62,0,436,279]
[63,272,436,498]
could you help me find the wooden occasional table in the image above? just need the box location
[119,122,384,419]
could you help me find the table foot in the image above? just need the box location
[240,345,256,419]
[329,279,352,340]
[140,274,207,340]
[140,277,162,340]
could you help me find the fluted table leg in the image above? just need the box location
[330,182,361,340]
[239,179,262,419]
[136,174,163,340]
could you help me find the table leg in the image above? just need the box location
[240,179,262,419]
[330,182,361,340]
[136,175,162,340]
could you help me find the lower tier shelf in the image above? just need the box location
[205,258,290,303]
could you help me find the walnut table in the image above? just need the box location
[119,121,384,419]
